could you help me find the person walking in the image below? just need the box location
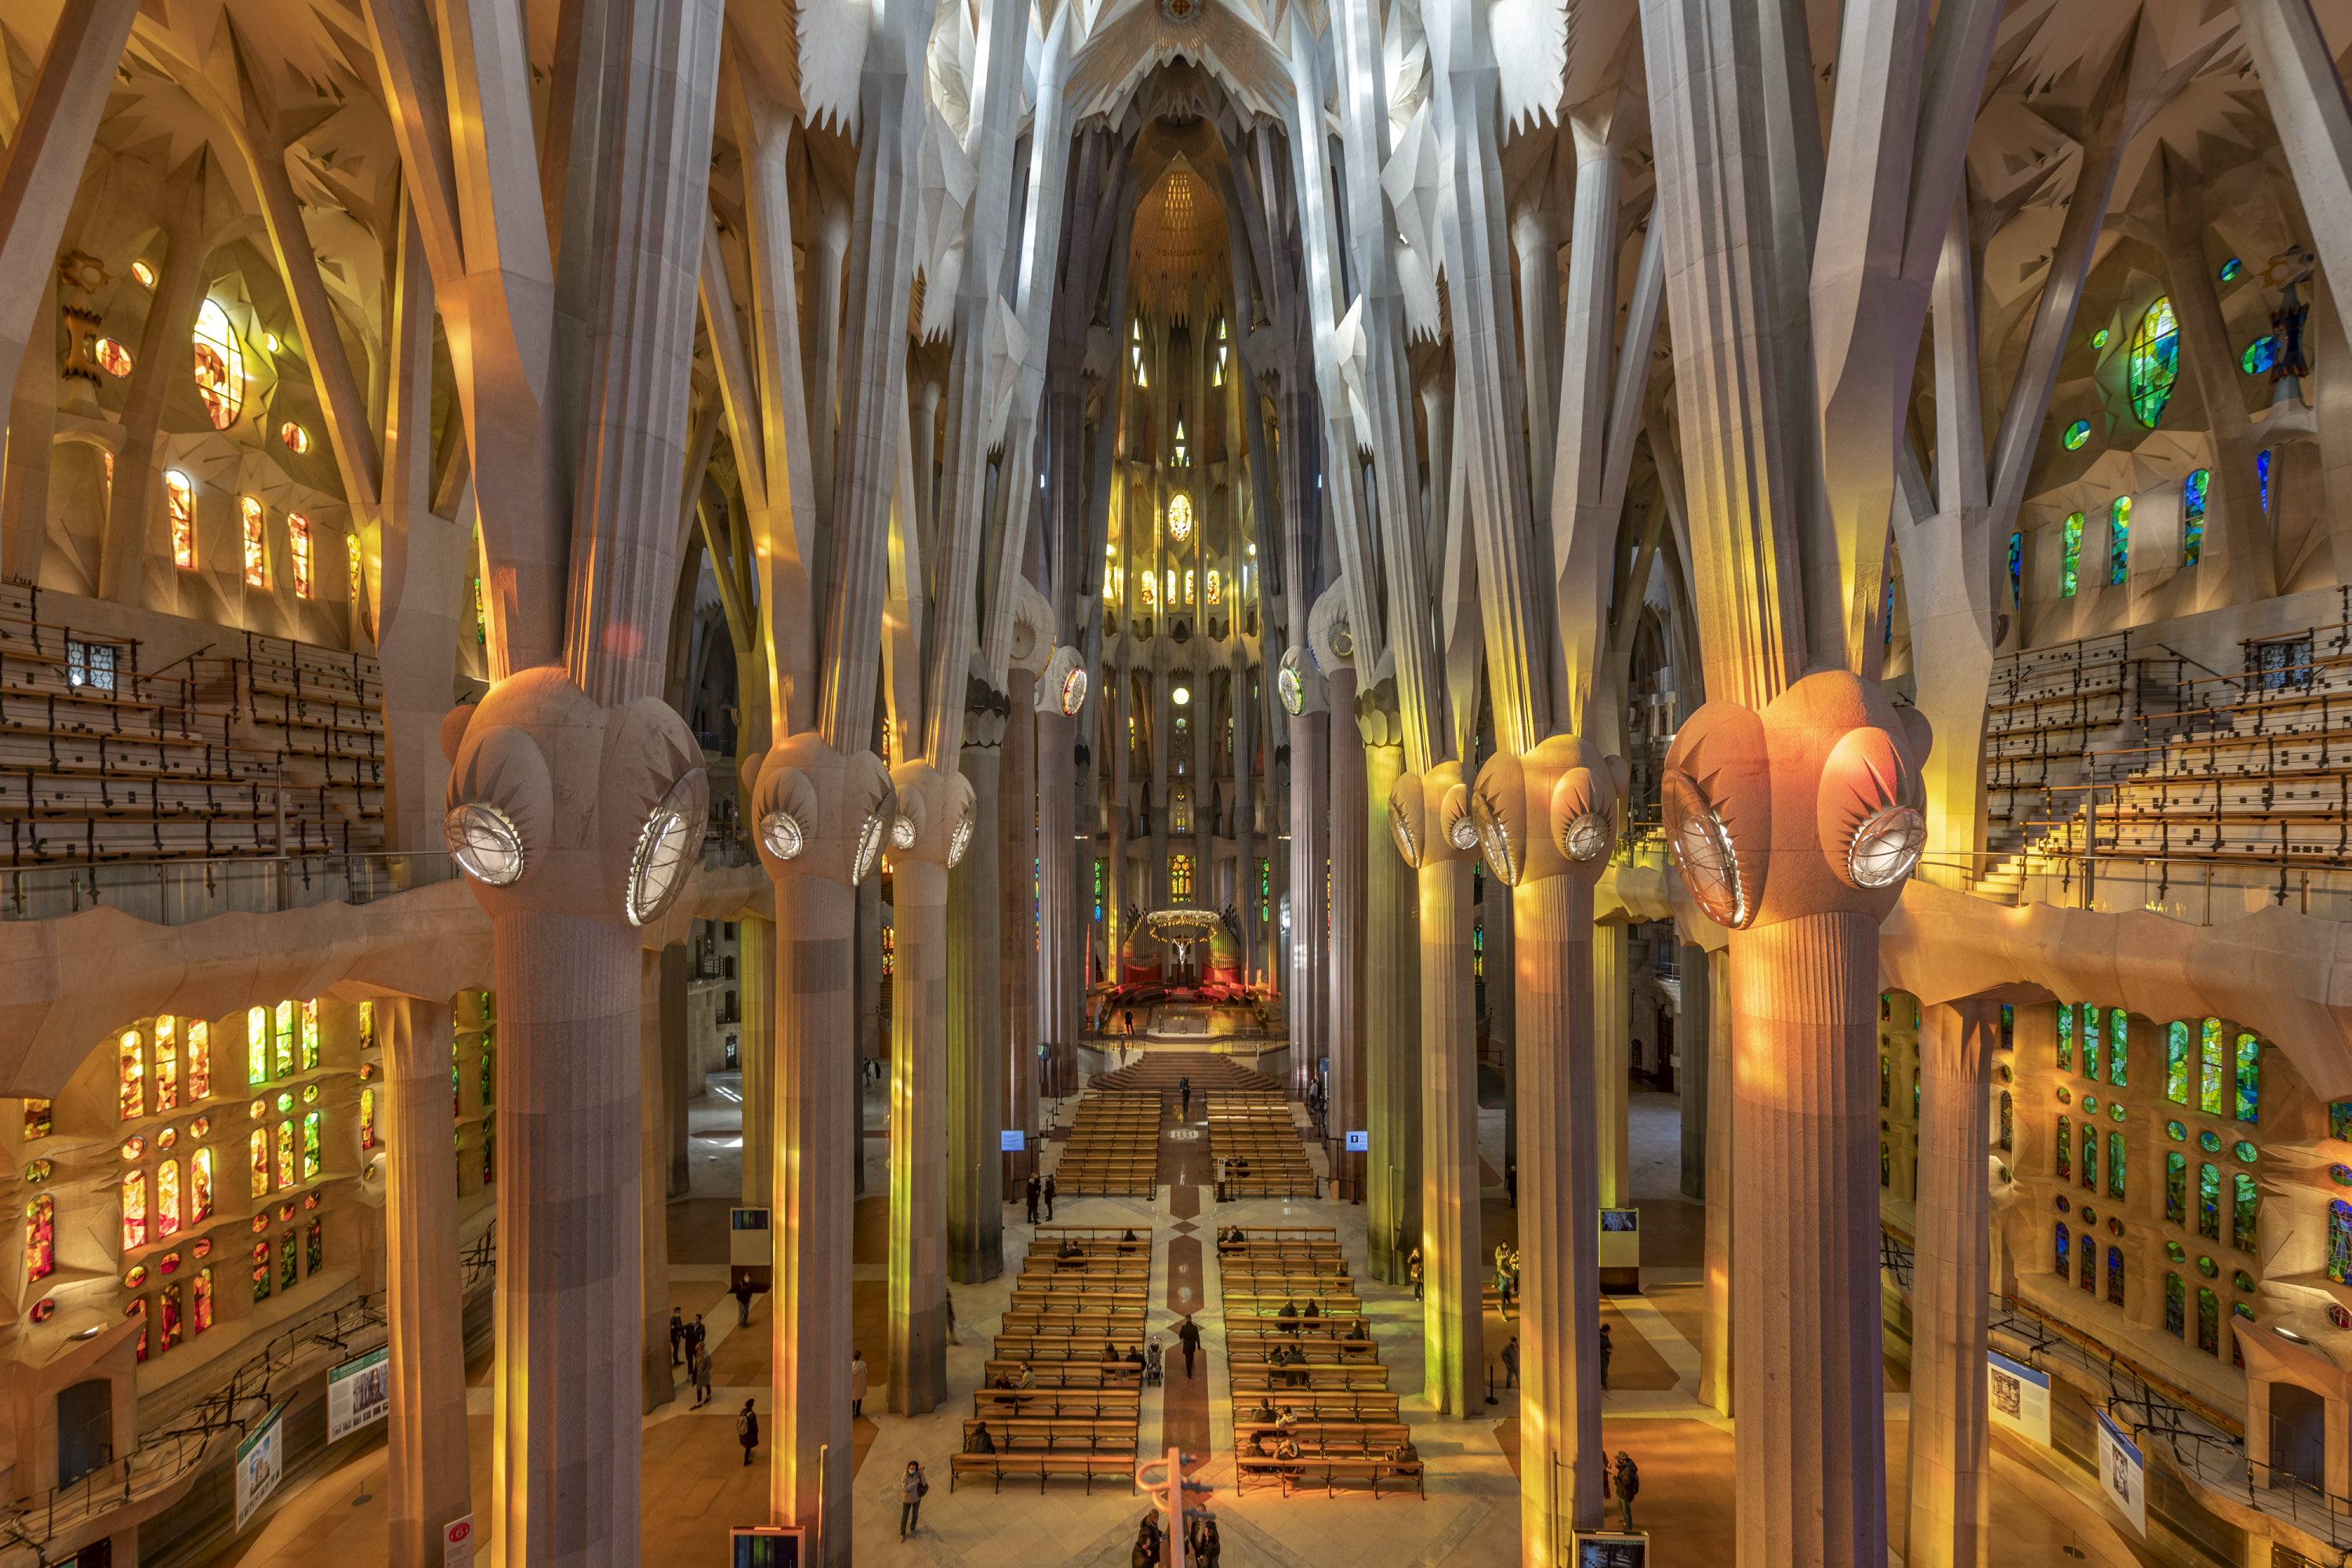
[1025,1171,1041,1224]
[736,1399,760,1467]
[668,1308,684,1367]
[1043,1173,1057,1220]
[731,1274,757,1327]
[1599,1323,1614,1392]
[687,1312,707,1369]
[693,1345,715,1407]
[1179,1076,1192,1122]
[1501,1335,1520,1388]
[899,1460,927,1540]
[1612,1450,1640,1528]
[1406,1248,1424,1301]
[850,1349,868,1417]
[1178,1314,1202,1377]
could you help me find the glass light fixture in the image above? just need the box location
[1060,666,1088,715]
[1276,668,1304,716]
[948,804,975,869]
[1671,803,1745,927]
[760,811,805,861]
[445,804,526,885]
[626,771,705,927]
[1173,685,1191,706]
[1847,804,1926,887]
[1562,812,1611,862]
[891,815,918,850]
[1447,816,1479,851]
[855,811,890,881]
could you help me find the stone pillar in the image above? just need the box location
[1678,942,1709,1198]
[641,949,676,1414]
[1406,764,1481,1416]
[1365,731,1419,1283]
[1728,912,1886,1566]
[663,942,691,1200]
[949,727,1006,1284]
[855,877,881,1193]
[1699,945,1733,1417]
[1287,705,1330,1091]
[740,916,776,1207]
[382,996,471,1568]
[1486,867,1517,1183]
[1904,1000,1996,1568]
[1594,920,1630,1207]
[1003,668,1039,1148]
[1036,699,1075,1100]
[1327,666,1367,1175]
[493,909,644,1562]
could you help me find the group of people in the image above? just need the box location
[985,1362,1035,1391]
[669,1309,717,1407]
[1130,1509,1220,1566]
[1492,1242,1523,1308]
[1272,1298,1323,1334]
[1022,1171,1059,1222]
[1262,1341,1313,1387]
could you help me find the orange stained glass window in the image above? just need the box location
[122,1168,147,1251]
[360,1087,376,1152]
[193,1266,214,1331]
[241,496,267,588]
[281,421,310,454]
[274,1000,294,1077]
[129,1298,147,1363]
[289,514,312,598]
[249,1128,269,1198]
[24,1195,54,1282]
[300,999,319,1068]
[191,1148,213,1223]
[161,1282,183,1349]
[157,1159,180,1239]
[193,299,243,429]
[118,1029,144,1120]
[167,472,195,570]
[154,1018,180,1112]
[95,338,132,376]
[276,1120,295,1190]
[186,1020,209,1100]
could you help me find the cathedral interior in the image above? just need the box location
[13,0,2352,1565]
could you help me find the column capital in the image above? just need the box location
[888,757,978,869]
[1387,759,1476,868]
[1469,733,1624,889]
[750,733,897,886]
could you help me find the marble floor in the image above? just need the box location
[200,1076,2154,1567]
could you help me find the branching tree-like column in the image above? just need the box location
[1327,662,1367,1191]
[1905,999,1997,1568]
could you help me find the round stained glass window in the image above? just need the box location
[193,1238,211,1258]
[2063,419,2090,451]
[192,1116,209,1137]
[158,1127,178,1150]
[2107,1218,2125,1236]
[2081,1207,2098,1225]
[2055,1196,2071,1212]
[1999,1063,2013,1082]
[2092,328,2111,348]
[2198,1255,2220,1278]
[2221,258,2244,281]
[24,1159,52,1183]
[2332,1305,2352,1330]
[303,1191,320,1210]
[120,1138,143,1160]
[160,1252,180,1276]
[302,1084,320,1105]
[2199,1130,2223,1152]
[2332,1164,2352,1185]
[2234,1270,2256,1293]
[249,1098,266,1120]
[124,1265,146,1288]
[250,1214,268,1233]
[2110,1102,2126,1123]
[278,1203,296,1222]
[2166,1240,2186,1262]
[2234,1141,2258,1163]
[2167,1121,2186,1141]
[2243,336,2279,376]
[275,1093,292,1115]
[2056,1088,2071,1105]
[2129,297,2181,427]
[2083,1096,2099,1116]
[30,1298,55,1324]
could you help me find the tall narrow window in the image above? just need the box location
[2183,469,2209,565]
[289,514,312,598]
[2108,1010,2129,1087]
[276,1120,295,1191]
[156,1159,180,1239]
[154,1018,179,1112]
[162,1282,183,1351]
[2057,1004,2073,1071]
[2056,1221,2071,1279]
[252,1245,272,1303]
[302,1112,321,1181]
[2166,1152,2187,1225]
[2332,1200,2352,1283]
[166,471,198,569]
[241,495,267,588]
[2200,1018,2226,1116]
[121,1169,147,1251]
[118,1029,144,1120]
[280,1229,297,1289]
[194,300,245,427]
[2236,1032,2260,1123]
[2009,532,2024,607]
[2108,496,2131,586]
[2062,513,2084,596]
[194,1266,214,1332]
[1999,1091,2013,1152]
[24,1194,53,1282]
[2166,1021,2190,1104]
[191,1148,212,1223]
[2080,1123,2097,1192]
[2107,1247,2125,1306]
[274,1000,294,1078]
[249,1128,270,1198]
[301,1000,320,1071]
[361,1087,376,1152]
[2259,448,2273,512]
[2197,1287,2220,1354]
[2082,1006,2102,1081]
[2056,1115,2071,1178]
[187,1020,209,1101]
[2108,1132,2125,1198]
[2079,1234,2096,1292]
[249,1006,269,1086]
[307,1216,323,1276]
[2165,1272,2185,1335]
[2234,1172,2259,1254]
[2200,1163,2222,1240]
[2129,296,2180,427]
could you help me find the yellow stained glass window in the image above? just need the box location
[167,472,196,570]
[274,1000,294,1078]
[300,1000,319,1069]
[157,1158,180,1239]
[187,1020,209,1100]
[303,1112,321,1181]
[241,496,267,588]
[249,1129,269,1197]
[1168,492,1194,543]
[276,1120,295,1190]
[281,421,310,454]
[289,514,312,599]
[155,1017,179,1112]
[95,338,132,376]
[248,1006,268,1085]
[1207,569,1221,604]
[194,299,244,429]
[119,1030,144,1120]
[122,1169,147,1251]
[191,1148,213,1222]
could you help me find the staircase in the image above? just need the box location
[1091,1052,1285,1095]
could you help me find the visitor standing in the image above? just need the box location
[1025,1171,1041,1223]
[687,1312,706,1368]
[1178,1314,1202,1377]
[1180,1076,1192,1121]
[731,1274,756,1327]
[850,1349,868,1417]
[900,1460,928,1539]
[1044,1173,1057,1220]
[1613,1450,1640,1527]
[1599,1322,1613,1391]
[1407,1248,1424,1300]
[737,1399,760,1466]
[693,1345,714,1407]
[668,1308,684,1366]
[1501,1335,1519,1388]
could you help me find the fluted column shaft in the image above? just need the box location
[492,909,643,1565]
[1365,742,1420,1283]
[640,951,674,1414]
[1699,946,1733,1417]
[1287,708,1330,1085]
[890,862,951,1412]
[740,916,777,1207]
[949,746,1005,1283]
[1036,704,1076,1099]
[1000,671,1035,1136]
[773,874,856,1566]
[1595,920,1630,1207]
[1327,670,1367,1138]
[1729,912,1886,1568]
[1418,856,1480,1414]
[383,997,471,1568]
[1487,877,1517,1179]
[1515,878,1602,1563]
[1905,1000,1996,1568]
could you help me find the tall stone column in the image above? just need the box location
[740,916,776,1207]
[750,739,886,1568]
[888,760,971,1412]
[1678,942,1709,1197]
[663,943,691,1199]
[1396,762,1481,1415]
[1003,668,1040,1148]
[949,694,1007,1285]
[1286,700,1330,1092]
[381,996,471,1568]
[1486,866,1517,1182]
[1699,944,1733,1417]
[641,949,675,1413]
[1905,1000,1997,1568]
[1327,666,1367,1169]
[1035,697,1077,1098]
[1364,718,1420,1283]
[855,880,880,1196]
[1594,919,1630,1207]
[1230,641,1258,998]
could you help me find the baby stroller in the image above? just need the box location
[1145,1338,1165,1388]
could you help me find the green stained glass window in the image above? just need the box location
[299,1001,318,1071]
[2236,1032,2260,1123]
[2001,1091,2013,1152]
[2183,470,2208,567]
[2165,1272,2185,1335]
[2333,1103,2352,1143]
[247,1007,267,1087]
[2109,497,2131,586]
[2200,1019,2226,1116]
[2130,297,2181,426]
[2243,335,2277,376]
[301,1112,320,1182]
[2222,258,2244,282]
[2109,1132,2126,1199]
[2234,1172,2259,1254]
[1880,1055,1889,1109]
[2081,1235,2096,1292]
[2200,1163,2222,1240]
[2092,327,2111,348]
[2198,1287,2219,1353]
[2063,419,2090,451]
[2057,1005,2073,1070]
[2056,1115,2071,1178]
[2083,1006,2102,1081]
[2081,1123,2098,1192]
[2108,1009,2128,1087]
[273,1001,293,1079]
[2062,514,2083,597]
[2165,1151,2187,1225]
[2166,1021,2190,1104]
[280,1229,297,1289]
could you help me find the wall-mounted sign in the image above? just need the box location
[328,1345,390,1442]
[234,1403,286,1530]
[1000,1130,1026,1152]
[1987,1351,2050,1446]
[1344,1131,1369,1152]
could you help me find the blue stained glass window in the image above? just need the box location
[2110,497,2131,586]
[2259,449,2272,513]
[2130,297,2181,426]
[2201,1020,2226,1116]
[2243,336,2278,376]
[2236,1032,2260,1123]
[2107,1246,2125,1305]
[2331,1200,2352,1284]
[2332,1103,2352,1143]
[2056,1221,2071,1279]
[2183,470,2208,567]
[1884,579,1896,644]
[2222,257,2244,281]
[2009,533,2024,607]
[2063,419,2091,451]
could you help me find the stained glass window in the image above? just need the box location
[2000,1091,2013,1152]
[359,1001,376,1053]
[150,1018,180,1114]
[2332,1201,2352,1283]
[2107,1246,2125,1305]
[481,1040,495,1108]
[2129,296,2180,426]
[191,1148,212,1223]
[1881,1056,1890,1109]
[118,1030,144,1120]
[2056,1115,2071,1178]
[161,1282,183,1351]
[281,1229,298,1289]
[2197,1287,2220,1354]
[1171,855,1194,899]
[2009,533,2023,608]
[249,1007,269,1086]
[2062,513,2083,597]
[2242,336,2278,376]
[2166,1021,2189,1104]
[193,1266,214,1332]
[2080,1235,2096,1292]
[167,471,196,569]
[484,1133,495,1185]
[303,1112,321,1181]
[2165,1272,2184,1335]
[2081,1123,2097,1192]
[274,1001,294,1078]
[2200,1162,2222,1240]
[24,1195,53,1282]
[24,1098,51,1139]
[2063,419,2090,451]
[307,1217,323,1276]
[241,496,267,588]
[194,299,244,429]
[2236,1032,2259,1123]
[2166,1151,2187,1225]
[2108,497,2130,586]
[276,1121,295,1191]
[2222,258,2245,281]
[2200,1019,2225,1116]
[289,515,312,598]
[122,1169,147,1251]
[128,1298,147,1363]
[249,1129,269,1198]
[2056,1221,2071,1279]
[301,1000,320,1071]
[2259,449,2273,512]
[187,1020,209,1101]
[361,1088,376,1152]
[252,1252,272,1303]
[2057,1005,2073,1070]
[2234,1172,2259,1254]
[1207,569,1221,604]
[2108,1009,2128,1087]
[2108,1132,2126,1199]
[157,1159,180,1239]
[2335,1103,2352,1143]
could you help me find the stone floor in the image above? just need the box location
[202,1073,2154,1566]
